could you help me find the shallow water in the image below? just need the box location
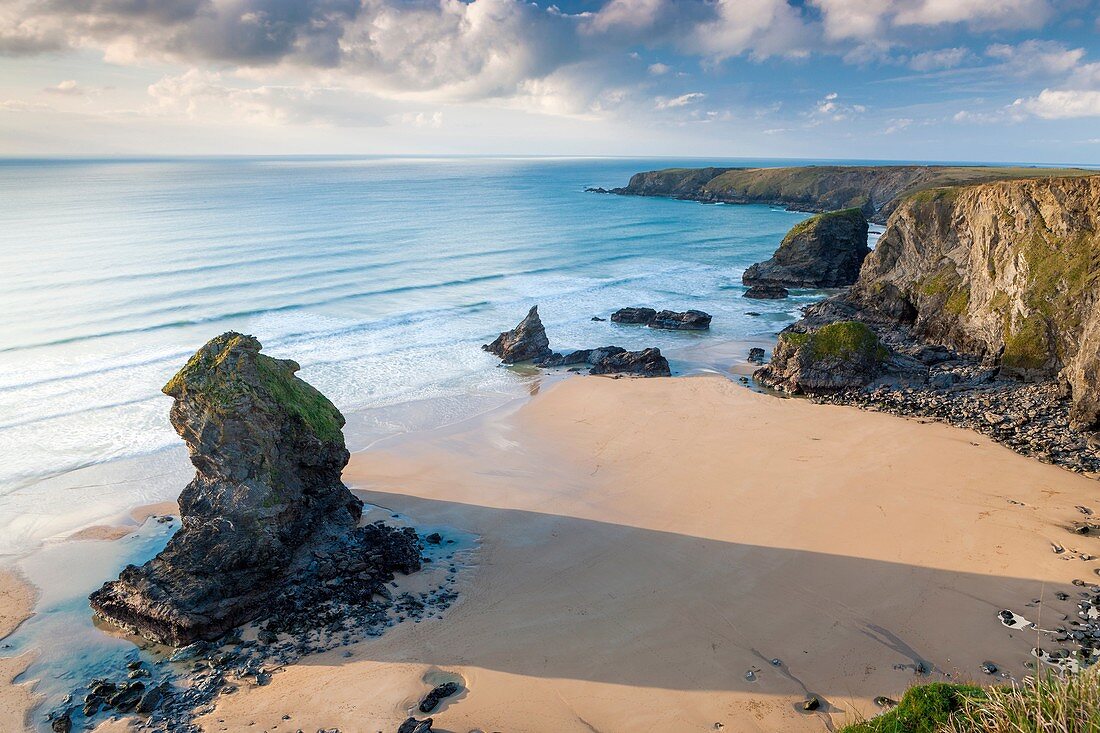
[0,156,831,553]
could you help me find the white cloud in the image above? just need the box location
[986,40,1085,76]
[884,117,913,133]
[811,91,865,122]
[811,0,1052,41]
[908,47,971,71]
[43,79,82,95]
[655,92,705,109]
[145,69,390,127]
[1011,89,1100,119]
[648,62,670,75]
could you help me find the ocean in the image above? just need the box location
[0,156,839,554]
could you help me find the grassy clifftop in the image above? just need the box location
[613,165,1097,223]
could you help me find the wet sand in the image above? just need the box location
[0,568,38,732]
[194,375,1100,732]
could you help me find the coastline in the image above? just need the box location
[191,373,1099,732]
[0,568,38,733]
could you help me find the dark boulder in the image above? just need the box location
[398,718,433,733]
[611,307,657,324]
[649,309,711,330]
[483,306,553,363]
[418,682,460,713]
[744,284,789,299]
[89,333,417,646]
[590,347,671,377]
[755,321,889,394]
[743,208,870,289]
[538,346,626,368]
[747,348,766,364]
[541,346,669,377]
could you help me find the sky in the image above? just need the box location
[1,0,1099,162]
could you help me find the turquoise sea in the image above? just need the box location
[0,156,850,553]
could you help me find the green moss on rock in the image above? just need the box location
[163,332,344,444]
[803,321,889,363]
[254,356,343,444]
[779,207,865,249]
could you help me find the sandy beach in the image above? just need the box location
[0,568,37,732]
[182,374,1100,733]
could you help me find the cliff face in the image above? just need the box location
[743,208,869,288]
[850,177,1100,429]
[90,333,420,645]
[614,165,1097,223]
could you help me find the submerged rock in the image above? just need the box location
[89,332,418,646]
[649,309,712,330]
[755,321,889,394]
[744,208,870,289]
[483,305,552,363]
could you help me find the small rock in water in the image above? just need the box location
[747,348,766,364]
[425,533,443,545]
[980,661,998,675]
[802,696,820,711]
[50,713,72,733]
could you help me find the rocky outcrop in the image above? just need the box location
[609,307,711,329]
[483,305,552,363]
[611,165,1097,223]
[744,284,789,299]
[540,346,671,377]
[89,333,421,646]
[837,177,1100,429]
[743,208,869,288]
[611,307,657,324]
[590,347,671,377]
[649,309,711,330]
[755,321,889,394]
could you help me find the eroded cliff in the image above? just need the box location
[846,176,1100,429]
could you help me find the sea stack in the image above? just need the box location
[483,305,553,363]
[89,332,411,646]
[743,208,870,289]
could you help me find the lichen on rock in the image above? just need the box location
[755,321,889,394]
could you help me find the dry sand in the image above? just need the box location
[194,375,1100,733]
[0,568,38,732]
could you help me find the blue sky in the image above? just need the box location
[1,0,1099,162]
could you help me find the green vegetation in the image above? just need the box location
[633,165,1097,219]
[163,332,344,444]
[779,207,865,248]
[916,265,970,317]
[908,187,960,206]
[780,321,888,363]
[841,683,986,733]
[255,356,344,444]
[945,287,970,316]
[841,666,1100,733]
[1000,228,1100,372]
